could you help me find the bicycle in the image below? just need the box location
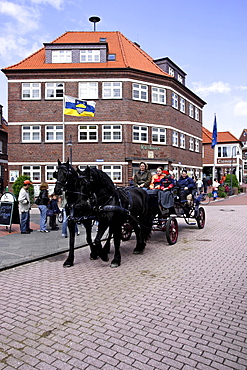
[199,193,210,205]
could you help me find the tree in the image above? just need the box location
[225,174,239,188]
[12,175,34,204]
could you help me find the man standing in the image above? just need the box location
[18,179,32,234]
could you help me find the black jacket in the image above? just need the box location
[38,189,49,205]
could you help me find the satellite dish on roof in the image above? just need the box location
[89,16,101,31]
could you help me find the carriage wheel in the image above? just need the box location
[57,213,63,223]
[200,193,210,205]
[196,207,205,229]
[166,217,178,245]
[121,223,133,241]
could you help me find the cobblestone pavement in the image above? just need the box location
[0,203,246,369]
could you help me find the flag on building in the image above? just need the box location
[64,95,95,117]
[211,115,217,148]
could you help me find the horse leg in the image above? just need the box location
[110,225,122,268]
[132,223,146,254]
[82,219,98,260]
[64,219,76,267]
[102,226,113,254]
[94,223,109,262]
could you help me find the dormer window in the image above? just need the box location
[169,67,174,76]
[178,74,183,83]
[80,50,100,62]
[52,50,72,63]
[108,54,116,61]
[100,37,106,42]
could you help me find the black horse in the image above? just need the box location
[54,160,112,267]
[77,166,153,267]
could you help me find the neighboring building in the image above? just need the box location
[2,31,206,194]
[0,104,8,194]
[202,127,243,184]
[239,129,247,183]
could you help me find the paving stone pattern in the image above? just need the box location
[0,204,246,369]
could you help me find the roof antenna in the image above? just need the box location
[89,16,101,31]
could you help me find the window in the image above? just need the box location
[102,165,122,182]
[195,107,199,121]
[45,82,64,99]
[80,50,100,63]
[133,126,148,142]
[178,74,183,83]
[189,104,194,118]
[78,165,97,171]
[195,139,199,152]
[45,125,63,142]
[22,125,41,142]
[132,83,148,101]
[152,87,166,104]
[102,82,122,99]
[79,125,98,142]
[218,146,231,157]
[102,125,122,142]
[172,131,178,146]
[180,98,185,113]
[46,165,57,182]
[22,83,41,100]
[180,133,185,148]
[0,141,2,153]
[172,93,178,109]
[152,127,166,144]
[52,50,72,63]
[79,82,98,99]
[22,165,41,182]
[108,54,116,61]
[169,67,174,76]
[189,137,194,151]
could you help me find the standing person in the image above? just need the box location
[133,162,152,190]
[212,178,219,200]
[60,192,80,238]
[36,182,50,233]
[202,175,208,194]
[48,194,60,231]
[196,178,203,194]
[149,166,165,191]
[18,179,32,234]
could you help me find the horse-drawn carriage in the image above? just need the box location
[54,160,206,268]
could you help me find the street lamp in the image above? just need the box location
[67,134,72,165]
[230,146,239,195]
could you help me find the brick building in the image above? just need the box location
[202,127,243,184]
[0,105,8,194]
[239,129,247,182]
[2,31,206,194]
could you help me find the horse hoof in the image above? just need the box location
[63,261,73,267]
[99,252,109,262]
[90,253,98,260]
[133,248,144,255]
[110,261,121,268]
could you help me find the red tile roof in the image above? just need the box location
[202,127,240,144]
[3,31,171,77]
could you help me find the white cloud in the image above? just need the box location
[234,101,247,116]
[192,81,231,97]
[0,1,39,33]
[30,0,64,10]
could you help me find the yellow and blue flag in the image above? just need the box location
[64,95,95,117]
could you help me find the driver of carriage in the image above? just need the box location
[133,162,152,190]
[177,169,197,204]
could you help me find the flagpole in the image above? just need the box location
[62,95,65,162]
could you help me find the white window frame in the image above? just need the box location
[178,74,183,83]
[133,125,148,143]
[102,82,122,99]
[45,125,63,142]
[80,50,100,63]
[78,165,98,171]
[22,125,41,142]
[195,139,200,152]
[180,98,185,113]
[79,82,98,99]
[22,165,41,182]
[45,82,64,99]
[78,125,98,142]
[180,133,185,149]
[172,93,178,109]
[102,165,122,183]
[102,125,122,142]
[152,127,166,144]
[46,165,57,182]
[195,107,199,121]
[189,137,194,151]
[189,104,194,118]
[151,87,166,105]
[132,83,148,102]
[52,50,72,63]
[172,131,178,147]
[22,83,41,100]
[169,67,174,76]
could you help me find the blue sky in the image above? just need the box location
[0,0,246,138]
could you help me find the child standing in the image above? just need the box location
[48,194,61,230]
